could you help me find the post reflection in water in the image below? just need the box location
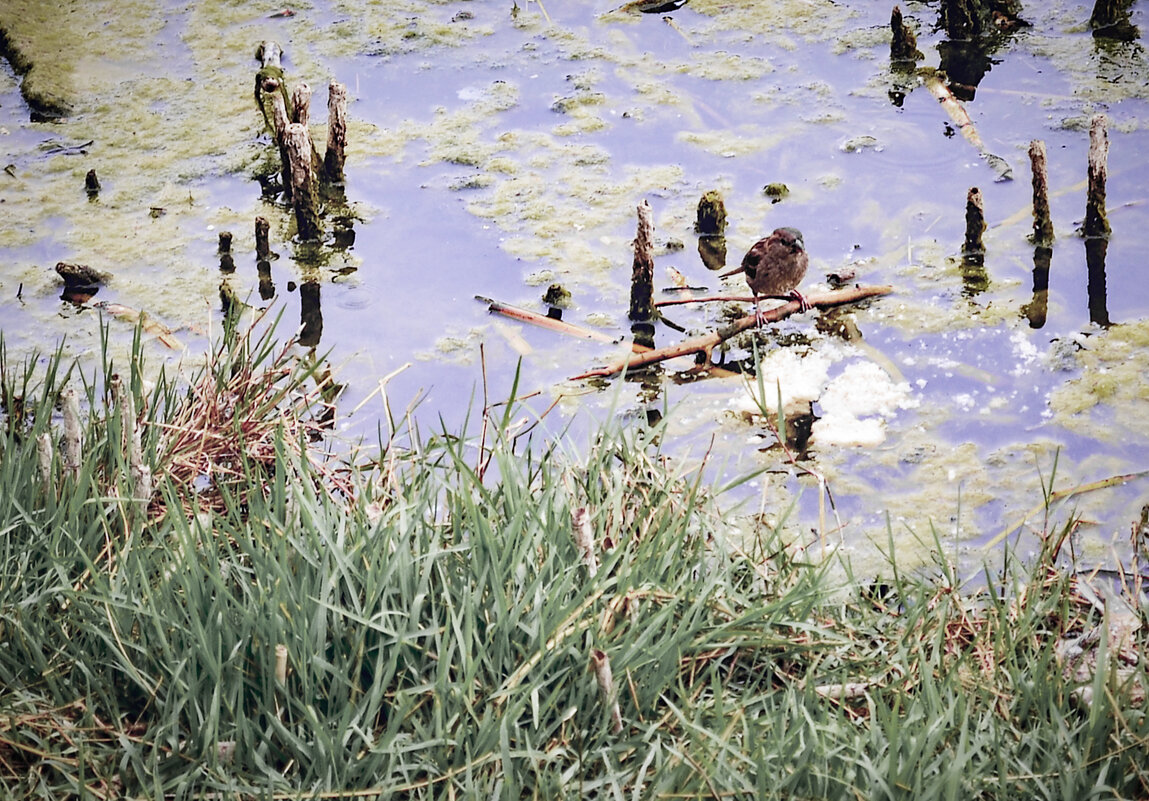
[1085,237,1110,327]
[299,281,323,347]
[698,235,727,273]
[257,260,275,301]
[1022,245,1052,329]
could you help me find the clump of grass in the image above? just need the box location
[0,324,1146,799]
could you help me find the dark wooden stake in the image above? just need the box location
[963,186,986,259]
[255,216,272,261]
[85,168,100,198]
[323,82,349,186]
[1084,113,1110,239]
[1028,140,1054,246]
[890,6,923,62]
[628,200,655,323]
[285,123,322,241]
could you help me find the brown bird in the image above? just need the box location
[720,227,809,325]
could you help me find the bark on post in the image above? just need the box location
[1028,140,1054,246]
[628,200,655,323]
[323,82,349,185]
[285,123,322,241]
[1084,113,1110,239]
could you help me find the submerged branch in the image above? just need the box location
[571,285,892,380]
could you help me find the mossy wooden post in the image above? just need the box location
[323,82,348,185]
[628,199,655,323]
[285,123,322,241]
[1028,140,1054,246]
[890,6,922,63]
[1084,113,1110,239]
[262,77,293,201]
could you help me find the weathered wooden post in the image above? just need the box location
[1083,113,1110,239]
[284,123,322,241]
[628,200,656,350]
[1028,140,1054,246]
[629,200,655,323]
[323,82,348,186]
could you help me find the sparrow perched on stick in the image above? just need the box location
[720,227,809,325]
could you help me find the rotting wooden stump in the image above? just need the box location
[323,82,349,185]
[284,123,322,241]
[1084,113,1110,239]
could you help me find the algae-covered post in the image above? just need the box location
[628,200,655,324]
[323,82,348,186]
[1084,113,1110,239]
[1028,140,1054,246]
[285,123,322,241]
